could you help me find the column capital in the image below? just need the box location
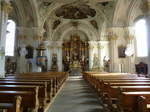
[148,0,150,10]
[97,45,104,49]
[17,35,27,40]
[36,28,45,37]
[48,46,54,49]
[108,34,118,41]
[127,35,134,40]
[33,27,45,41]
[89,45,94,50]
[1,1,13,14]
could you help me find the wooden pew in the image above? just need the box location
[0,81,47,106]
[83,72,150,112]
[0,85,40,108]
[104,85,150,104]
[6,72,68,97]
[105,82,150,86]
[5,74,66,99]
[0,95,22,112]
[103,79,150,82]
[0,78,52,101]
[118,92,150,112]
[0,90,38,112]
[111,86,150,92]
[0,72,68,112]
[103,82,150,111]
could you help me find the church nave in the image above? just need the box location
[1,0,150,112]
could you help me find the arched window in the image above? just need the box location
[135,19,148,57]
[5,20,16,56]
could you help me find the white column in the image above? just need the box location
[97,42,101,69]
[46,47,51,71]
[99,41,110,71]
[126,36,135,73]
[57,47,62,72]
[146,1,150,76]
[0,1,12,77]
[109,35,119,72]
[88,42,94,70]
[18,44,27,73]
[32,47,38,72]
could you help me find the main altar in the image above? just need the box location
[62,34,89,72]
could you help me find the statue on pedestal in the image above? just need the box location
[103,56,110,72]
[51,54,58,71]
[92,54,100,71]
[19,45,27,73]
[70,56,81,68]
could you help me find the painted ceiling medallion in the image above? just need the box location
[55,3,96,19]
[52,20,61,30]
[90,20,98,29]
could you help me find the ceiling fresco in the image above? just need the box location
[9,0,145,41]
[55,3,96,19]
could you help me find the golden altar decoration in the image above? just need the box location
[62,34,89,71]
[70,58,81,68]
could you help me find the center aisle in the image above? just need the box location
[48,76,103,112]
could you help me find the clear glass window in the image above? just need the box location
[135,19,148,57]
[5,20,16,56]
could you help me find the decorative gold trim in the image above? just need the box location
[17,35,27,40]
[97,45,104,49]
[1,1,13,14]
[108,35,118,41]
[147,0,150,10]
[127,35,134,40]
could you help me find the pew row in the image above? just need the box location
[83,72,150,112]
[0,72,69,112]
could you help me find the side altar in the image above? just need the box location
[62,34,89,72]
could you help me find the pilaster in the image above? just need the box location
[108,33,119,72]
[0,0,12,77]
[146,0,150,76]
[88,41,94,70]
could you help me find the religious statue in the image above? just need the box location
[92,54,100,71]
[19,45,27,73]
[71,56,81,68]
[66,55,70,62]
[103,56,110,72]
[81,55,85,62]
[5,58,12,74]
[25,45,34,59]
[5,58,17,74]
[51,54,58,71]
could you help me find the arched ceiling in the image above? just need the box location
[38,0,116,41]
[10,0,147,41]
